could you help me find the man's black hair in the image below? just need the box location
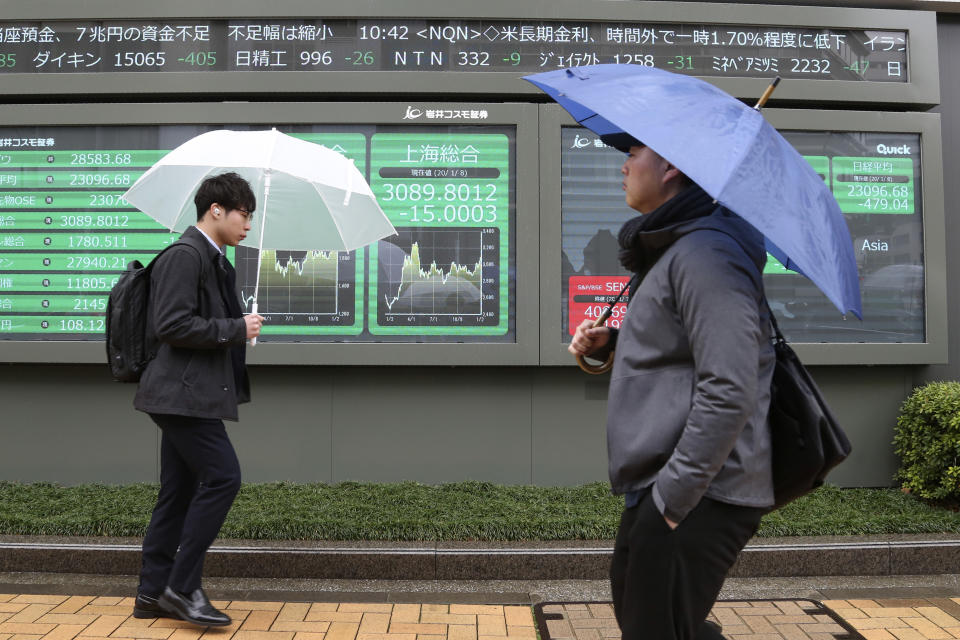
[194,172,256,222]
[600,132,644,154]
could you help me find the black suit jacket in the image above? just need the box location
[134,226,250,421]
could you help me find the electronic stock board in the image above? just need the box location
[0,1,944,364]
[0,114,525,351]
[541,107,945,366]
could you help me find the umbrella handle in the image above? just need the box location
[574,307,615,375]
[249,301,258,347]
[753,76,781,110]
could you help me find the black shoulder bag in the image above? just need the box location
[765,299,852,509]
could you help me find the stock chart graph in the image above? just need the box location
[374,228,499,330]
[235,246,359,333]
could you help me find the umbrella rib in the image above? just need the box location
[171,166,210,232]
[251,131,281,304]
[312,182,349,250]
[713,109,762,202]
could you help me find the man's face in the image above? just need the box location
[621,145,673,214]
[211,204,253,247]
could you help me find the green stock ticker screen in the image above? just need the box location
[368,133,510,336]
[560,128,924,344]
[0,125,517,343]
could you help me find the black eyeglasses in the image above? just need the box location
[231,207,253,221]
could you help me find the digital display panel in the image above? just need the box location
[0,19,907,81]
[559,128,924,344]
[369,132,510,336]
[0,124,516,343]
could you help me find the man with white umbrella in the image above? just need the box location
[569,134,775,640]
[131,172,264,627]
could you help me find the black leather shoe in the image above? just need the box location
[132,593,170,619]
[704,620,724,636]
[158,587,231,627]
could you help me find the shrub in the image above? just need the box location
[894,381,960,501]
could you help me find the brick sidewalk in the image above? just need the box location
[536,598,960,640]
[3,593,960,640]
[0,595,537,640]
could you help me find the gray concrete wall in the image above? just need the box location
[0,362,915,486]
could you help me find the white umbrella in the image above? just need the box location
[123,128,397,343]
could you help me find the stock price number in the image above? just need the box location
[0,53,15,68]
[583,303,626,329]
[790,58,831,74]
[381,182,498,203]
[55,318,105,332]
[457,51,489,66]
[68,235,128,249]
[88,194,129,208]
[65,255,130,269]
[58,214,130,228]
[69,173,133,187]
[300,51,333,66]
[70,153,133,166]
[113,52,166,68]
[847,184,911,199]
[613,54,654,66]
[73,297,107,312]
[67,276,119,290]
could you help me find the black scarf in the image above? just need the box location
[617,184,717,275]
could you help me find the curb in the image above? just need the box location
[1,538,959,579]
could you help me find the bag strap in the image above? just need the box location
[148,238,207,285]
[145,240,187,272]
[685,210,784,348]
[761,295,787,346]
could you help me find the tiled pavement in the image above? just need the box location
[4,593,960,640]
[536,598,960,640]
[0,595,538,640]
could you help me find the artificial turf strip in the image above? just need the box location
[0,482,958,540]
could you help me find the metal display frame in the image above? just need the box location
[538,105,946,366]
[0,0,940,107]
[0,101,541,365]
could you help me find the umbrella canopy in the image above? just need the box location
[123,128,396,253]
[525,64,861,318]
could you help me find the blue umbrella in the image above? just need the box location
[525,64,861,318]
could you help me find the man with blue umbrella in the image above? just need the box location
[568,131,775,640]
[530,64,860,640]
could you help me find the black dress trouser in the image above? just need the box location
[610,488,764,640]
[139,413,242,596]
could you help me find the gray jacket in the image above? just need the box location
[607,209,775,522]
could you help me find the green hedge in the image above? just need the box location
[1,482,960,540]
[894,381,960,502]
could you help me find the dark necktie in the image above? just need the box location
[216,253,242,318]
[216,252,247,395]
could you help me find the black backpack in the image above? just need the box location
[105,243,184,382]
